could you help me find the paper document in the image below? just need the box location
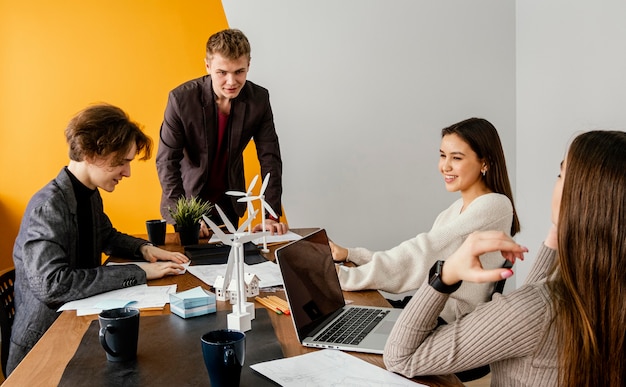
[58,284,177,316]
[250,349,424,386]
[187,260,283,288]
[208,230,302,245]
[106,260,189,275]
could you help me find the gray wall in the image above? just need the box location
[224,0,626,290]
[515,0,626,283]
[224,0,516,261]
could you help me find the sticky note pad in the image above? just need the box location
[169,286,216,318]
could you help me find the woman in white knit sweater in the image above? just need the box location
[330,117,520,322]
[384,130,625,386]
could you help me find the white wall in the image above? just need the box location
[223,1,517,265]
[515,0,626,283]
[225,1,626,291]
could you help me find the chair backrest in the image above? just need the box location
[0,268,16,378]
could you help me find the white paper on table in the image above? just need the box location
[106,260,189,275]
[186,260,283,287]
[250,349,424,387]
[57,284,177,316]
[208,230,302,245]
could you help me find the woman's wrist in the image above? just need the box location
[429,260,462,293]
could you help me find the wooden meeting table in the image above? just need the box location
[3,228,461,387]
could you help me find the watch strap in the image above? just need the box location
[428,260,462,294]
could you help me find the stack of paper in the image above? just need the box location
[169,286,216,318]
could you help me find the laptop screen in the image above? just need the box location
[275,229,346,339]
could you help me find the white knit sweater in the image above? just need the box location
[337,193,513,322]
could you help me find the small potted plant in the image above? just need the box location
[168,196,213,246]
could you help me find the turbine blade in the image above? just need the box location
[247,175,259,194]
[226,191,246,197]
[216,204,237,233]
[238,231,269,244]
[263,200,278,219]
[202,215,232,245]
[260,172,270,194]
[223,248,235,282]
[237,209,258,233]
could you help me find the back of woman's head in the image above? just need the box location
[553,130,626,386]
[441,117,520,235]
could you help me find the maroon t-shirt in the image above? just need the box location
[207,110,229,205]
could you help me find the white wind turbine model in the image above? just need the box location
[225,174,259,234]
[202,205,268,332]
[236,172,278,253]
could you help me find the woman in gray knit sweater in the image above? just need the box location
[330,118,520,323]
[384,130,625,386]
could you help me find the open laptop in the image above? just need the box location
[275,228,402,354]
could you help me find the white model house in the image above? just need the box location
[221,273,261,304]
[213,275,228,301]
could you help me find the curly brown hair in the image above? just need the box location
[65,103,152,166]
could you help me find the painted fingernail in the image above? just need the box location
[500,269,513,279]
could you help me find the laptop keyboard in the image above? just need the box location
[314,307,389,345]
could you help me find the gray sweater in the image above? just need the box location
[7,168,148,374]
[384,244,557,386]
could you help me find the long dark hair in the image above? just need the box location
[550,130,626,386]
[441,117,520,235]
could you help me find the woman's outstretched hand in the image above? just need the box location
[329,240,348,262]
[441,231,528,286]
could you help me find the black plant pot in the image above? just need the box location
[177,223,200,246]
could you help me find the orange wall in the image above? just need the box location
[0,1,229,270]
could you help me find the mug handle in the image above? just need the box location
[223,346,235,366]
[99,324,119,356]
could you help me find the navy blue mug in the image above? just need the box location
[201,329,246,387]
[98,307,140,362]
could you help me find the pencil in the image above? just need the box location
[259,297,284,315]
[263,296,290,315]
[267,296,290,313]
[258,296,282,310]
[255,297,282,315]
[267,295,289,308]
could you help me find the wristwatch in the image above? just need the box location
[428,260,462,294]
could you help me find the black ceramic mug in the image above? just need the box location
[98,307,140,362]
[201,329,246,387]
[146,219,167,245]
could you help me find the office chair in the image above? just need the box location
[0,267,16,378]
[455,259,514,383]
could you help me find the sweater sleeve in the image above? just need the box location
[523,243,556,285]
[338,194,513,294]
[384,279,551,378]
